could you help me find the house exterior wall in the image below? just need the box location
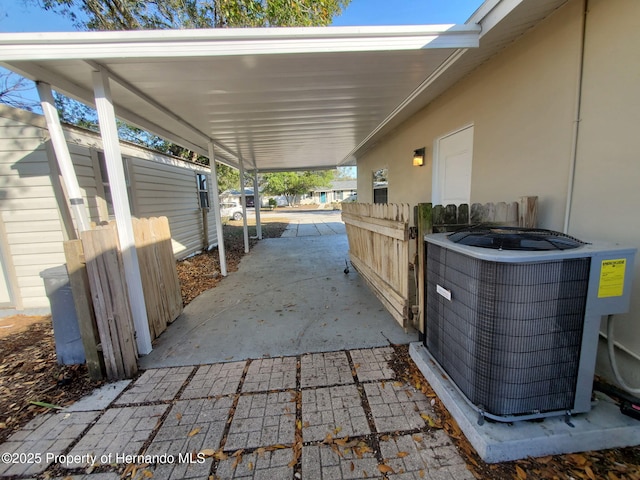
[0,106,215,311]
[356,0,640,385]
[568,0,640,385]
[358,0,583,232]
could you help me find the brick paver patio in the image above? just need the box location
[0,347,473,479]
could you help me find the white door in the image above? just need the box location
[433,126,474,206]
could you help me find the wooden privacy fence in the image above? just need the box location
[343,197,538,333]
[414,196,538,333]
[64,216,182,380]
[428,196,538,233]
[132,217,183,339]
[342,203,411,328]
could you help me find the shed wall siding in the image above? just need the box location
[0,114,66,309]
[129,156,216,259]
[0,106,214,310]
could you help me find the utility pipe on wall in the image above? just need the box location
[563,0,587,233]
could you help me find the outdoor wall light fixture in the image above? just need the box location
[413,147,426,166]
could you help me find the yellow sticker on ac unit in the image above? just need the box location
[598,259,626,298]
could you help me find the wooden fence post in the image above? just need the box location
[63,240,105,381]
[519,196,538,228]
[416,203,432,334]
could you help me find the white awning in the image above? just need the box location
[0,25,480,170]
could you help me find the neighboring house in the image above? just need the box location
[354,0,640,384]
[0,105,217,312]
[304,180,357,204]
[221,188,255,208]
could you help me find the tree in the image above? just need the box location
[33,0,351,30]
[261,170,334,206]
[0,71,39,111]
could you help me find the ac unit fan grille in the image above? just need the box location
[425,244,590,417]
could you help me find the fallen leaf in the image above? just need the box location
[214,450,228,461]
[334,426,342,435]
[515,465,527,479]
[188,427,201,437]
[350,461,355,472]
[247,462,253,471]
[142,470,153,478]
[419,469,425,478]
[567,454,588,467]
[420,413,437,427]
[378,464,395,474]
[335,437,350,446]
[585,466,596,480]
[412,434,423,443]
[200,449,216,457]
[397,451,409,458]
[175,412,183,421]
[231,454,242,470]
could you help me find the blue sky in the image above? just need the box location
[0,1,483,32]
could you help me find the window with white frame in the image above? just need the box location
[96,151,133,217]
[196,173,210,209]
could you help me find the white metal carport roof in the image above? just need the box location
[0,25,480,170]
[0,0,568,170]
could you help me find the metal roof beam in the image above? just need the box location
[84,60,242,164]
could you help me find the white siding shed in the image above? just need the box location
[0,105,216,312]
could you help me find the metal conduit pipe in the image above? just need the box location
[606,315,640,395]
[563,0,587,234]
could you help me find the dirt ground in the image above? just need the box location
[0,314,50,338]
[0,214,639,478]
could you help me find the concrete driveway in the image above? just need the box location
[140,209,418,368]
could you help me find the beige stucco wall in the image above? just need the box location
[358,0,584,231]
[357,0,640,385]
[568,0,640,386]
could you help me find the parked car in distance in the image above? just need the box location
[220,201,243,220]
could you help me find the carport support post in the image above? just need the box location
[253,170,262,240]
[36,82,91,233]
[207,142,227,276]
[238,157,250,253]
[92,68,152,355]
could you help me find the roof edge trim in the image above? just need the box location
[0,24,481,61]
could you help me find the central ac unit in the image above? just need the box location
[424,227,635,422]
